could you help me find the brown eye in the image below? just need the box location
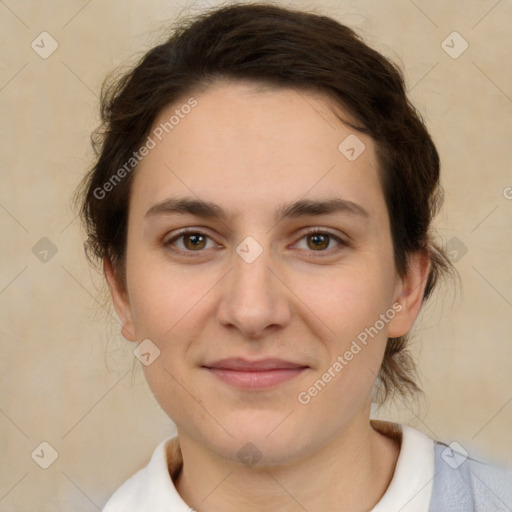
[165,230,216,254]
[294,229,346,254]
[307,233,330,251]
[183,233,207,250]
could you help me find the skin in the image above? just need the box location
[105,80,430,511]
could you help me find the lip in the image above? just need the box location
[203,358,309,390]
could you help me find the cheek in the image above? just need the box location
[297,259,396,389]
[294,266,394,415]
[126,250,215,338]
[295,259,396,338]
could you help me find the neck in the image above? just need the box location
[174,415,400,511]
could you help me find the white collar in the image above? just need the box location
[103,421,434,511]
[370,421,434,512]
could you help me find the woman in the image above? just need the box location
[76,3,511,510]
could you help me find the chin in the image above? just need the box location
[205,411,317,468]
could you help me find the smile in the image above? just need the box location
[202,358,309,390]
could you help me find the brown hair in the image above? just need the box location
[75,2,454,403]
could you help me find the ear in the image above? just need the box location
[388,249,430,338]
[103,257,137,342]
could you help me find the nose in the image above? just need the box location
[217,246,292,339]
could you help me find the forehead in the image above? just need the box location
[130,81,385,222]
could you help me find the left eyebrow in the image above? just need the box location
[144,196,369,222]
[277,198,369,219]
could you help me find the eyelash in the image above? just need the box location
[163,228,348,258]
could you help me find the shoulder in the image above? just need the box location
[429,441,512,512]
[102,436,186,512]
[102,464,150,512]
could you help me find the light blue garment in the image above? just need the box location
[429,442,512,511]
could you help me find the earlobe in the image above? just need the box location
[387,250,431,338]
[103,257,137,342]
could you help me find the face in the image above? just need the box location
[106,80,427,466]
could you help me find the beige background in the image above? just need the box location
[1,0,511,509]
